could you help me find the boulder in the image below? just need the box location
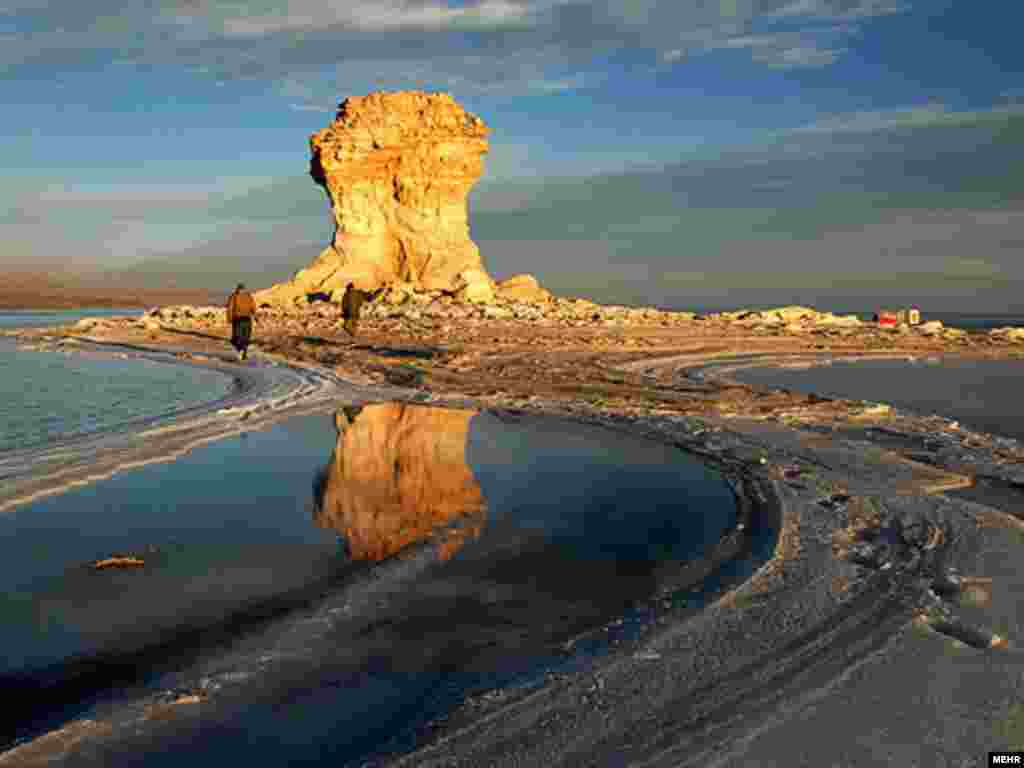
[496,273,551,303]
[990,326,1024,342]
[451,268,495,304]
[773,306,818,322]
[382,282,416,306]
[815,313,862,328]
[455,282,495,304]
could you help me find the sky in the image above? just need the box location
[2,0,1023,311]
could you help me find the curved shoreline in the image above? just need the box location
[3,314,1024,765]
[0,399,769,766]
[0,335,414,514]
[387,348,1024,764]
[389,391,1005,767]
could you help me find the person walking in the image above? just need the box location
[340,282,366,337]
[226,282,257,360]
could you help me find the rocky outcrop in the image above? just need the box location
[257,91,517,306]
[451,268,495,304]
[711,306,862,330]
[496,274,551,303]
[312,403,486,561]
[990,326,1024,343]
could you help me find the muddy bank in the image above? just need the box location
[4,307,1024,765]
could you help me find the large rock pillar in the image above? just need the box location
[256,91,493,305]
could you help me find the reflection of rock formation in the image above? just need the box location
[313,403,485,561]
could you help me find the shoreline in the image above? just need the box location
[0,334,415,515]
[3,306,1024,765]
[0,405,770,764]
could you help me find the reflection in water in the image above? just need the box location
[312,403,486,561]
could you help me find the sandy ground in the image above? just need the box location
[3,309,1024,766]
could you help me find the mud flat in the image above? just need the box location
[4,306,1024,766]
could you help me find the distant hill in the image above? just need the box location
[0,271,220,310]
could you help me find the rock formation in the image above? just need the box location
[495,273,552,303]
[257,91,545,306]
[312,403,486,561]
[990,326,1024,343]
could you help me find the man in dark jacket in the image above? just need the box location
[226,283,257,360]
[341,282,382,337]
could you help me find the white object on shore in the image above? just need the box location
[634,651,662,661]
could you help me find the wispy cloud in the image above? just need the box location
[653,1,904,70]
[34,177,275,206]
[767,0,910,22]
[220,0,531,37]
[790,103,1024,134]
[0,174,326,267]
[944,257,1003,277]
[1,0,913,93]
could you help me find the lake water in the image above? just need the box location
[734,357,1024,442]
[922,312,1024,332]
[0,308,142,330]
[0,403,749,764]
[0,309,235,453]
[671,305,1024,331]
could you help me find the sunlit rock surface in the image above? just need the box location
[313,403,485,561]
[496,273,552,303]
[257,91,507,306]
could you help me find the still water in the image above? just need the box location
[1,403,747,764]
[0,309,234,453]
[734,357,1024,442]
[0,308,142,330]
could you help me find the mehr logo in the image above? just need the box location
[991,753,1024,765]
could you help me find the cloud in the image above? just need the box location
[33,177,275,207]
[650,1,903,70]
[791,104,1024,134]
[767,0,910,21]
[0,174,330,268]
[468,106,1024,300]
[996,87,1024,107]
[944,257,1002,277]
[1,0,913,93]
[220,0,532,36]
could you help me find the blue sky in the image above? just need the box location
[2,0,1023,310]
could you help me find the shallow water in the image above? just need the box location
[923,312,1024,332]
[734,357,1024,442]
[0,308,141,330]
[0,306,239,453]
[1,403,743,763]
[0,338,234,452]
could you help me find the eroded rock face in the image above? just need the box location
[258,91,497,306]
[313,403,486,561]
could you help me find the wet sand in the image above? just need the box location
[3,310,1024,766]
